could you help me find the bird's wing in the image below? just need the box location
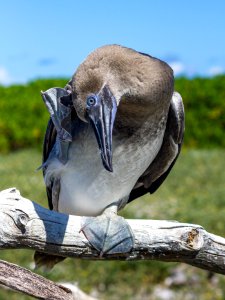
[128,92,185,203]
[42,118,56,210]
[41,85,74,210]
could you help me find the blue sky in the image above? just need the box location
[0,0,225,85]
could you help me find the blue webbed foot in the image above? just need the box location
[81,212,134,256]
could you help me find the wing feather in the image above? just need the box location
[42,84,74,210]
[42,118,57,210]
[128,92,185,203]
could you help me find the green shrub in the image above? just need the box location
[0,76,225,153]
[0,79,68,153]
[175,75,225,148]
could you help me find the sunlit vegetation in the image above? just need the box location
[0,76,225,152]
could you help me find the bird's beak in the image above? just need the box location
[86,86,117,172]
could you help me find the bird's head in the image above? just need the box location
[69,45,174,173]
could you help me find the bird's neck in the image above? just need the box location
[113,96,168,139]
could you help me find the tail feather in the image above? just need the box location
[34,251,66,271]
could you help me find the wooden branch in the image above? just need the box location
[0,188,225,276]
[0,260,74,300]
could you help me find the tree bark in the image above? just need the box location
[0,260,74,300]
[0,188,225,276]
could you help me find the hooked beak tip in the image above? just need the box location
[107,165,113,173]
[101,156,113,172]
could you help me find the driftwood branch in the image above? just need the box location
[0,188,225,278]
[0,259,97,300]
[0,260,74,300]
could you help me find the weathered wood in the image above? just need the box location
[0,260,74,300]
[0,188,225,275]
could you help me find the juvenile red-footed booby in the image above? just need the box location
[34,45,184,268]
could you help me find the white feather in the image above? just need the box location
[45,124,165,216]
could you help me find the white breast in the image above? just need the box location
[53,126,165,216]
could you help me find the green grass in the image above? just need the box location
[0,148,225,299]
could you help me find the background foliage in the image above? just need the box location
[175,76,225,148]
[0,75,225,152]
[0,79,68,153]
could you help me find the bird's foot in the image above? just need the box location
[81,212,134,256]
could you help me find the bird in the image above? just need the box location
[34,44,184,268]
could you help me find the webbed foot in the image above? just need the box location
[41,87,73,164]
[81,212,134,256]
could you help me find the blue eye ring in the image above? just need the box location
[87,95,97,106]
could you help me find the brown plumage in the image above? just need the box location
[72,45,174,122]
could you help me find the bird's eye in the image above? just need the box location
[87,96,96,106]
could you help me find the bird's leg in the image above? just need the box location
[81,204,134,256]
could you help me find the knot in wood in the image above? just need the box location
[186,228,203,250]
[15,210,29,233]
